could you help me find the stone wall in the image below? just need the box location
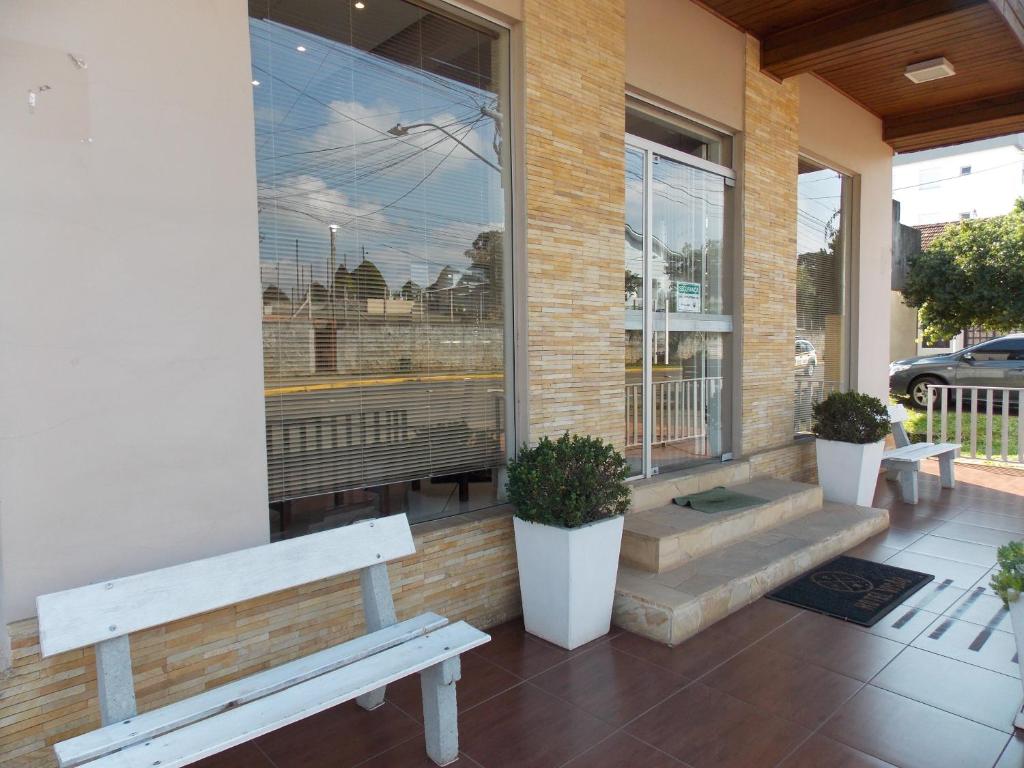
[739,36,801,457]
[523,0,627,448]
[0,513,519,766]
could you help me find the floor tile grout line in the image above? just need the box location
[768,677,871,768]
[253,739,279,768]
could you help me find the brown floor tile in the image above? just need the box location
[884,551,989,590]
[386,649,520,721]
[911,615,1020,678]
[255,701,421,768]
[757,611,903,681]
[872,646,1021,732]
[821,685,1009,768]
[702,643,863,728]
[352,737,483,767]
[995,734,1024,768]
[931,521,1022,548]
[531,643,688,725]
[561,732,687,768]
[458,683,608,768]
[945,587,1012,633]
[904,535,1000,567]
[779,734,897,768]
[194,743,275,768]
[626,683,809,768]
[844,537,901,563]
[853,604,938,644]
[895,579,965,614]
[471,619,574,679]
[610,599,800,681]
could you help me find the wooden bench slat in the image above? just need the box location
[55,613,448,768]
[37,515,415,657]
[79,622,489,768]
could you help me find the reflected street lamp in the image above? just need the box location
[387,120,500,172]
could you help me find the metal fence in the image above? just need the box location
[624,377,723,449]
[926,384,1024,465]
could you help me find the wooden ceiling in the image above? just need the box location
[695,0,1024,152]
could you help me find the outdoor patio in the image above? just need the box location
[190,463,1024,768]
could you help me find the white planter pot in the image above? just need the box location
[815,438,885,506]
[513,515,624,650]
[1006,593,1024,729]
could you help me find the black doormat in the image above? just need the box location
[767,555,934,627]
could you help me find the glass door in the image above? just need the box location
[625,136,733,478]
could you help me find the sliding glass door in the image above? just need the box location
[625,135,732,478]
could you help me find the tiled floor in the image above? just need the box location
[197,463,1024,768]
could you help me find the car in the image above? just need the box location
[889,333,1024,408]
[795,339,817,377]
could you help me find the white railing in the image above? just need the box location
[794,379,841,434]
[624,377,723,449]
[926,384,1024,465]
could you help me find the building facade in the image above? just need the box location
[5,0,1023,762]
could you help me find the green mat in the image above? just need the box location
[672,486,767,514]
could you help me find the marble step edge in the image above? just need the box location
[612,503,890,646]
[629,460,753,513]
[620,478,825,574]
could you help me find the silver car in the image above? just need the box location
[889,333,1024,408]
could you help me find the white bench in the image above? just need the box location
[36,514,488,768]
[882,404,960,504]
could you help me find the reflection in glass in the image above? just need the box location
[795,161,847,434]
[624,147,645,476]
[650,155,725,471]
[250,0,509,535]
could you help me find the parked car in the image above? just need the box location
[795,339,817,377]
[889,333,1024,408]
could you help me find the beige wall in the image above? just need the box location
[0,0,270,622]
[797,74,894,400]
[891,291,920,363]
[625,0,744,131]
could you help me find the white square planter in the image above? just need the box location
[1006,594,1024,729]
[816,438,885,506]
[513,515,624,650]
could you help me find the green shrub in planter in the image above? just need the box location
[812,391,890,444]
[506,433,630,528]
[991,541,1024,607]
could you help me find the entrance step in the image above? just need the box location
[620,478,823,574]
[630,460,752,513]
[613,501,889,646]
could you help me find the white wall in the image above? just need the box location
[625,0,745,132]
[893,140,1024,225]
[797,75,894,400]
[0,0,270,621]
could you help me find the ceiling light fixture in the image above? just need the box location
[296,45,307,52]
[251,79,261,86]
[904,57,955,84]
[354,1,365,8]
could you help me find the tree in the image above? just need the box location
[903,199,1024,339]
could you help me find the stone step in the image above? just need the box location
[612,501,890,646]
[630,460,752,513]
[620,478,823,574]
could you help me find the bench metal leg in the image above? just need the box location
[939,454,956,489]
[899,469,919,504]
[420,656,460,766]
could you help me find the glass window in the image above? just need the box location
[794,158,850,435]
[250,0,511,536]
[626,102,728,166]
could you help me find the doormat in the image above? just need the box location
[672,486,767,514]
[767,555,934,627]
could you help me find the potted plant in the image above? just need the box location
[506,432,631,650]
[812,391,890,506]
[991,541,1024,728]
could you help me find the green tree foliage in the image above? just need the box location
[506,433,631,528]
[812,391,890,444]
[903,199,1024,339]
